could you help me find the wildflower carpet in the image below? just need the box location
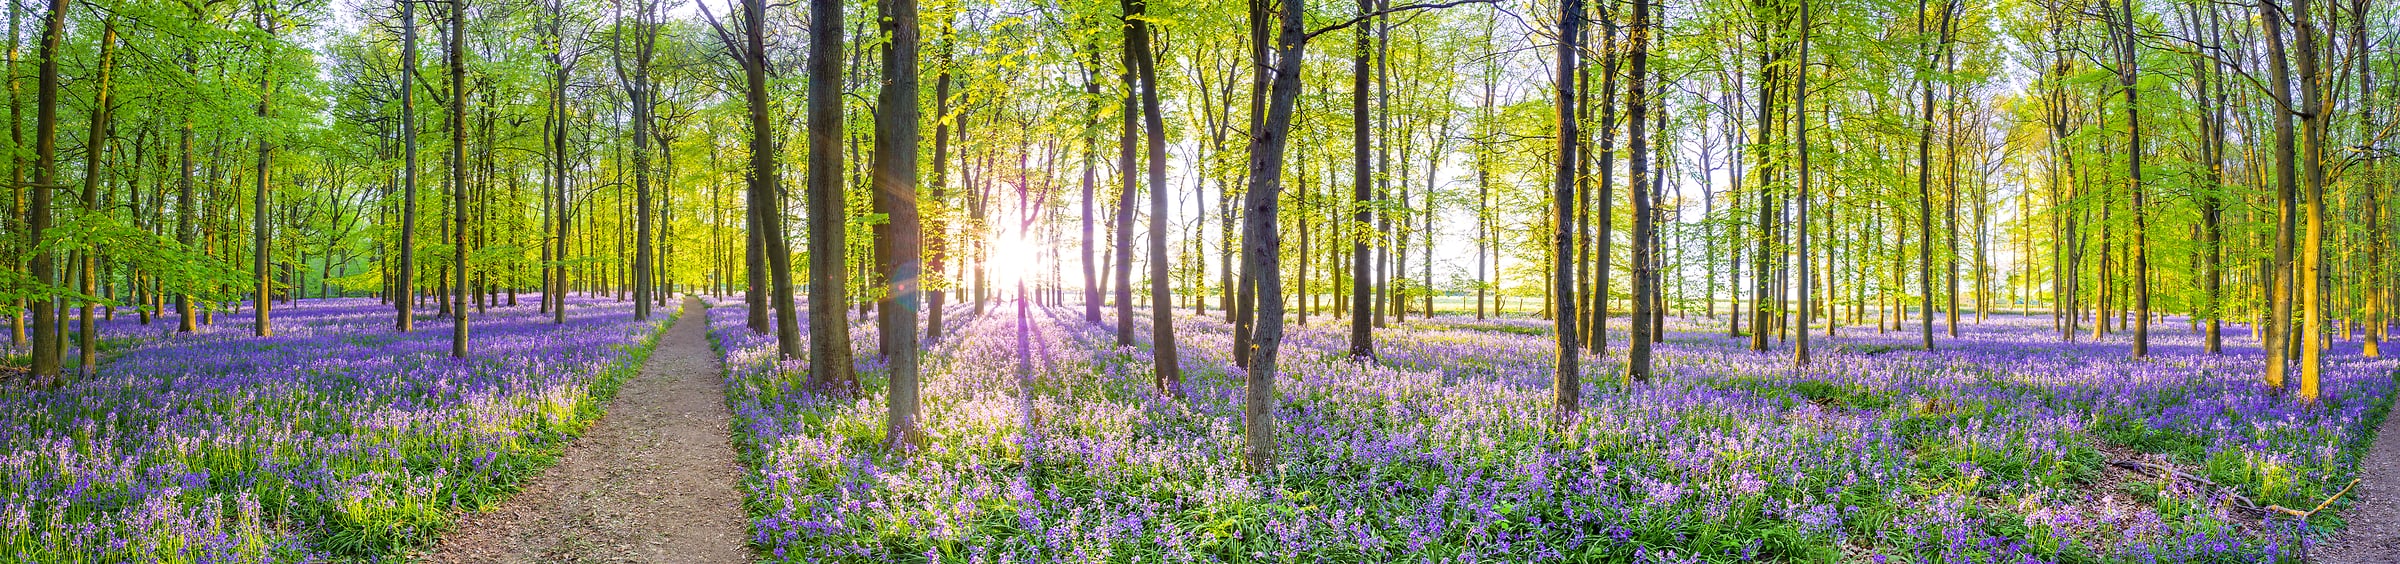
[708,296,2400,563]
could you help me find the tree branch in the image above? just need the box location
[1305,0,1499,43]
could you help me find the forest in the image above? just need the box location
[0,0,2396,559]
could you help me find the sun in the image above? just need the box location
[982,227,1043,289]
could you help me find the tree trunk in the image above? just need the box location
[1231,0,1268,370]
[620,0,656,322]
[550,3,572,325]
[450,0,469,358]
[2260,0,2297,392]
[1348,0,1375,359]
[875,0,923,448]
[1127,0,1181,395]
[25,0,64,381]
[1114,33,1138,346]
[1550,0,1582,417]
[1237,0,1314,473]
[1622,0,1653,384]
[2117,0,2148,357]
[1914,0,1951,351]
[801,0,854,390]
[1794,1,1811,365]
[2291,0,2325,400]
[1079,47,1103,324]
[927,30,951,342]
[78,18,117,376]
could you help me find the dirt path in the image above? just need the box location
[420,297,750,564]
[2319,400,2400,564]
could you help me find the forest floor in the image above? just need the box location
[418,297,750,564]
[2321,402,2400,564]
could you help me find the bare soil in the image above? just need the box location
[418,297,751,564]
[2319,399,2400,564]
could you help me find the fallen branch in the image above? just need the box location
[2111,459,2364,522]
[2109,458,2266,517]
[2264,478,2361,519]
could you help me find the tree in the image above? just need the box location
[397,0,421,333]
[801,0,853,390]
[448,0,470,358]
[1913,0,1954,352]
[1348,0,1376,360]
[545,0,578,325]
[24,0,64,381]
[1549,0,1580,416]
[2259,0,2297,393]
[1112,18,1137,348]
[1793,0,1810,366]
[1621,0,1653,384]
[1126,0,1182,396]
[77,18,118,373]
[615,0,660,322]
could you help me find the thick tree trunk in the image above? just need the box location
[2291,0,2324,400]
[25,0,64,380]
[876,0,923,448]
[1237,0,1316,473]
[800,0,853,390]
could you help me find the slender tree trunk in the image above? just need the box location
[77,19,117,375]
[620,2,656,322]
[1114,34,1138,346]
[4,0,21,348]
[2118,0,2148,357]
[550,4,572,325]
[1914,0,1951,351]
[449,0,469,358]
[1348,0,1375,359]
[927,31,951,342]
[1590,11,1618,352]
[1622,0,1653,384]
[1078,50,1103,324]
[1551,0,1582,416]
[2261,0,2297,392]
[1794,2,1811,366]
[1127,0,1182,394]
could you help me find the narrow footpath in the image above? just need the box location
[421,297,749,564]
[2321,397,2400,564]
